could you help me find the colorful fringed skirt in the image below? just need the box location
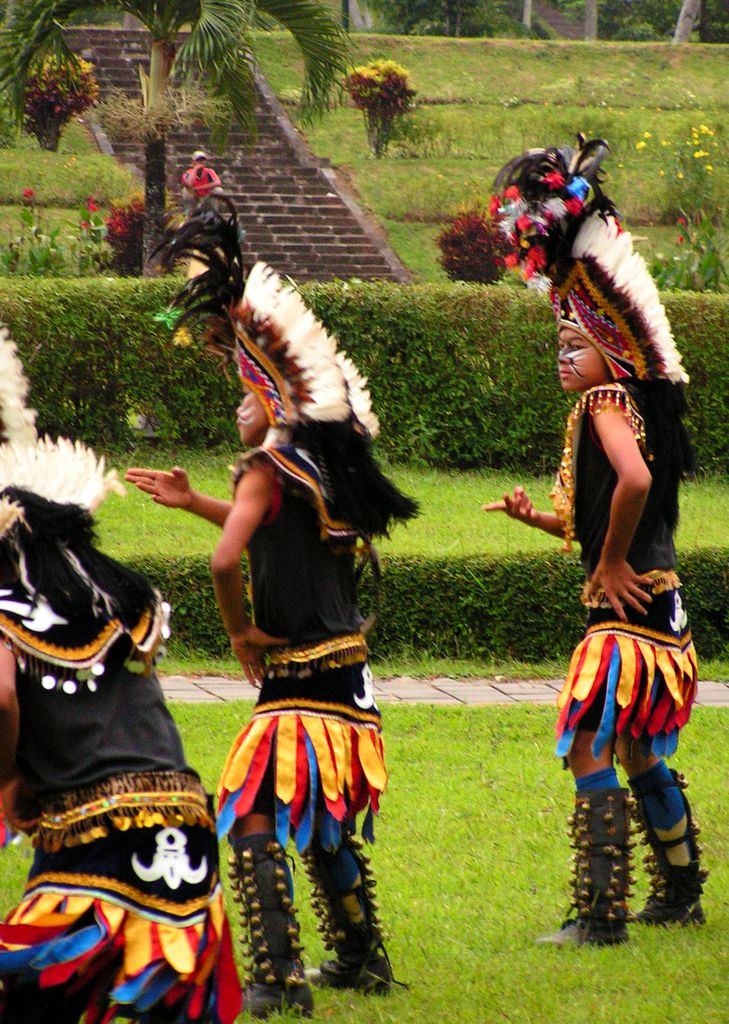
[556,579,697,760]
[0,771,241,1023]
[217,661,386,852]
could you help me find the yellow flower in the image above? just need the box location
[643,131,652,139]
[617,162,624,168]
[677,172,685,179]
[635,140,647,150]
[693,150,709,158]
[658,169,665,177]
[660,139,669,146]
[706,165,714,173]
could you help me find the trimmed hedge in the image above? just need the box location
[130,548,729,663]
[1,279,729,472]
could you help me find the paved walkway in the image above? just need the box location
[161,674,729,707]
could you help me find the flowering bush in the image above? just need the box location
[651,213,728,293]
[105,196,145,276]
[437,201,507,284]
[0,191,109,276]
[634,123,723,222]
[23,56,99,152]
[344,60,416,158]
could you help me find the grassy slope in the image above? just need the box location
[0,121,136,245]
[0,703,726,1024]
[255,35,729,280]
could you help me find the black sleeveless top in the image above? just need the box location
[247,488,362,646]
[575,410,676,575]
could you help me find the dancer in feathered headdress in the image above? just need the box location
[0,324,242,1022]
[485,136,706,946]
[128,202,417,1018]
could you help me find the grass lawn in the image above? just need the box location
[100,451,729,681]
[1,702,726,1023]
[254,34,729,281]
[101,450,729,560]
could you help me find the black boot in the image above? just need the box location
[228,835,313,1019]
[537,788,635,947]
[301,832,393,993]
[632,770,708,926]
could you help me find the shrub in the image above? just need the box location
[652,214,728,293]
[23,56,99,152]
[344,60,416,158]
[437,202,507,284]
[106,196,145,276]
[130,547,729,663]
[0,193,109,276]
[0,101,16,149]
[1,280,729,474]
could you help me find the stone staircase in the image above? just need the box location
[534,0,583,39]
[65,27,409,282]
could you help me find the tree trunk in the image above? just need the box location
[141,40,175,271]
[673,0,701,42]
[522,0,533,30]
[143,134,167,271]
[584,0,598,40]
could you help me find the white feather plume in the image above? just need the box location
[0,436,125,511]
[243,262,351,422]
[337,353,379,438]
[572,214,688,384]
[0,323,38,446]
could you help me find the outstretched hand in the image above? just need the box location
[230,624,288,689]
[125,467,192,509]
[482,486,539,526]
[586,558,653,622]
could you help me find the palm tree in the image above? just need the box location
[0,1,347,263]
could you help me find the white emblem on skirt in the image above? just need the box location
[669,591,688,633]
[131,827,208,890]
[354,663,378,711]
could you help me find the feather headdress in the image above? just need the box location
[155,203,379,440]
[0,325,124,541]
[0,322,37,446]
[494,135,688,384]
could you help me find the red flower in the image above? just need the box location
[677,235,685,244]
[677,215,688,227]
[503,252,519,268]
[564,197,584,216]
[22,187,34,199]
[515,214,532,232]
[87,198,99,212]
[503,185,520,201]
[80,219,90,230]
[542,171,566,190]
[489,194,500,215]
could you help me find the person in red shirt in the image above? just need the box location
[181,149,223,215]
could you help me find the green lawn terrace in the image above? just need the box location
[97,454,729,562]
[255,34,729,281]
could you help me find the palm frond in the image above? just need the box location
[253,0,348,120]
[176,0,257,142]
[0,0,85,116]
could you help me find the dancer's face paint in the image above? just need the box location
[236,389,269,447]
[557,326,610,392]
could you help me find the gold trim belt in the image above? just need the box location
[266,632,368,678]
[37,770,212,852]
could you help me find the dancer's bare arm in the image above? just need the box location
[482,486,564,537]
[125,466,232,527]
